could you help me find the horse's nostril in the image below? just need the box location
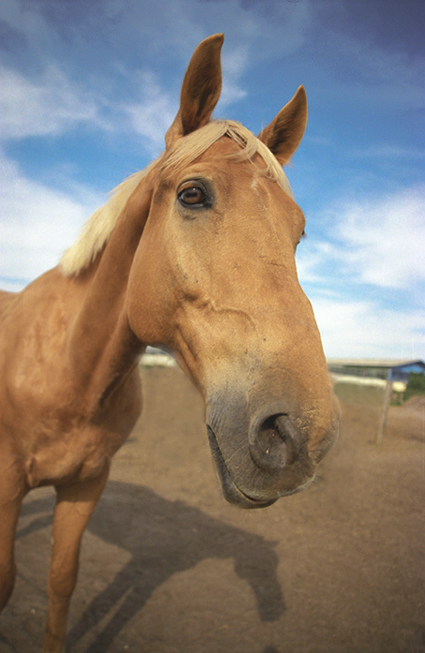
[250,413,301,470]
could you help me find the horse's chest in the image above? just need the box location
[23,424,126,488]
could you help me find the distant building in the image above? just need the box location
[327,359,425,382]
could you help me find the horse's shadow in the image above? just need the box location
[18,481,285,652]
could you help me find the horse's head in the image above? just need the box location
[127,35,339,508]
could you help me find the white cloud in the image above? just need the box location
[0,150,102,285]
[296,184,425,358]
[0,63,98,139]
[336,185,425,290]
[122,72,177,153]
[311,297,425,359]
[219,47,248,108]
[298,185,425,291]
[296,241,334,284]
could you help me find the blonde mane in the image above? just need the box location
[60,120,293,276]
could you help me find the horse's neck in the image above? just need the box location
[0,289,15,317]
[66,174,154,412]
[68,275,142,413]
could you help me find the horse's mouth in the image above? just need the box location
[206,425,277,509]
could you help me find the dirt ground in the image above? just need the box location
[1,366,424,653]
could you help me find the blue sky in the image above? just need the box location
[0,0,424,359]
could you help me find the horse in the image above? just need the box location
[0,34,339,652]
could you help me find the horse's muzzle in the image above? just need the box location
[207,425,279,508]
[206,396,338,509]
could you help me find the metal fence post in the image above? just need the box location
[376,369,393,444]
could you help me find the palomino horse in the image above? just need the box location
[0,34,339,651]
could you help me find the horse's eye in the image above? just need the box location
[178,184,209,208]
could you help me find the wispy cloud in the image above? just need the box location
[122,71,177,154]
[219,46,248,108]
[312,297,425,359]
[335,185,425,290]
[0,149,102,285]
[298,184,425,357]
[298,184,425,291]
[0,63,98,139]
[0,0,315,150]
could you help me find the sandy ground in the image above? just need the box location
[0,365,424,653]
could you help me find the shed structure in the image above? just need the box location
[327,359,425,382]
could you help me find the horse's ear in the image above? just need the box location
[258,86,308,165]
[165,34,224,148]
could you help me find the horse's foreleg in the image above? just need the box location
[0,455,26,611]
[42,464,109,653]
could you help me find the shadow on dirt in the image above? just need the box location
[18,481,284,652]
